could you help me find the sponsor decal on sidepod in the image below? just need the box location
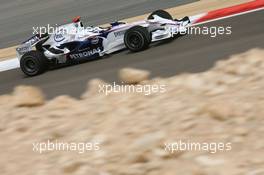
[69,48,101,59]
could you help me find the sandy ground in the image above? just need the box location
[0,0,250,61]
[0,48,263,175]
[0,46,18,60]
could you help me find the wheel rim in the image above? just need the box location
[24,58,38,73]
[128,33,143,49]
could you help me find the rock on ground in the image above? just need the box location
[0,49,264,175]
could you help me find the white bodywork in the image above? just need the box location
[16,15,190,63]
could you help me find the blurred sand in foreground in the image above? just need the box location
[0,48,264,175]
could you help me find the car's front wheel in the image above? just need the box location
[124,26,151,52]
[20,50,48,76]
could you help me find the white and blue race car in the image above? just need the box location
[16,10,190,76]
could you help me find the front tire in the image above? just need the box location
[148,9,173,20]
[124,26,151,52]
[20,50,48,76]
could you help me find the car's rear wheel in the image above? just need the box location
[20,50,48,76]
[124,26,151,52]
[148,9,173,20]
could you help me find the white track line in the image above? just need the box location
[0,7,263,73]
[0,58,19,72]
[189,13,207,24]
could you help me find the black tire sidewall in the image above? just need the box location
[20,56,39,76]
[148,10,173,20]
[125,31,145,51]
[20,51,47,76]
[124,26,150,52]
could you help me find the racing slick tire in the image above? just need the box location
[124,26,151,52]
[148,9,173,20]
[20,50,48,76]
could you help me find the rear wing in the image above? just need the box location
[16,35,40,59]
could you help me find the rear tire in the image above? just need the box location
[124,26,151,52]
[20,50,48,76]
[148,9,173,20]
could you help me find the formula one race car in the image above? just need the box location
[16,10,190,76]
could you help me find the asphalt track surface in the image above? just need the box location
[0,9,263,99]
[0,0,195,48]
